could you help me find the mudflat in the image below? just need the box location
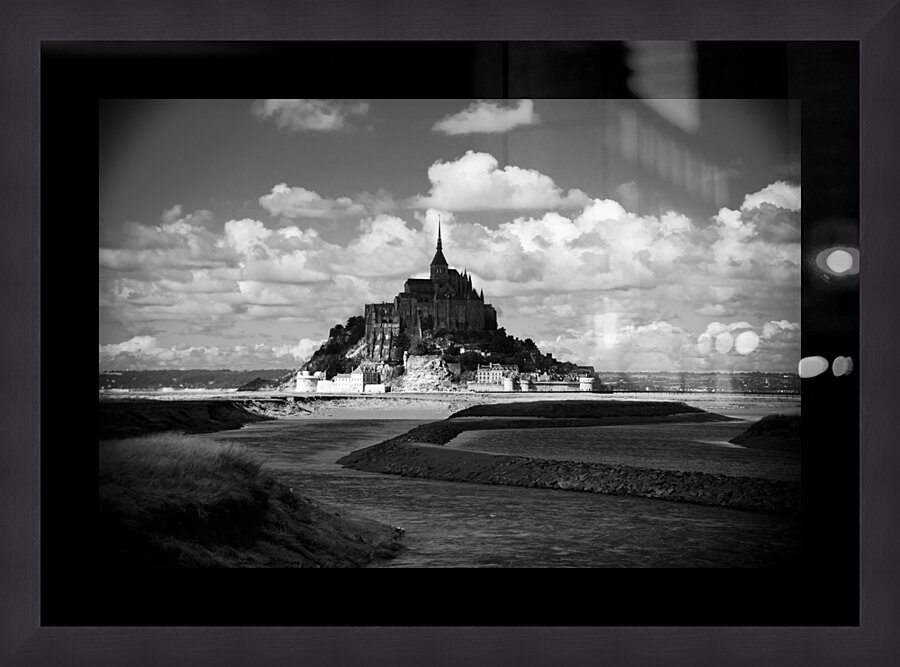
[337,401,800,515]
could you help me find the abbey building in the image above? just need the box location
[364,222,497,361]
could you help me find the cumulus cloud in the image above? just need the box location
[270,338,323,363]
[694,303,738,318]
[762,319,801,339]
[258,183,396,220]
[102,197,796,322]
[423,199,697,297]
[100,335,323,370]
[536,317,800,373]
[101,208,432,342]
[411,151,589,211]
[100,207,237,277]
[251,99,369,132]
[408,186,796,310]
[708,198,801,279]
[433,99,539,135]
[539,320,694,372]
[101,178,802,372]
[259,184,365,219]
[741,180,801,211]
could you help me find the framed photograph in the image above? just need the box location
[3,1,899,665]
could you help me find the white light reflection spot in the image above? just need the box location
[715,331,734,354]
[826,249,853,274]
[734,330,760,355]
[697,333,712,355]
[832,356,848,376]
[799,356,829,378]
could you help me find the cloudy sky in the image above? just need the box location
[100,99,800,372]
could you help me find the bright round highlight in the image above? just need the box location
[799,355,829,378]
[832,356,848,376]
[825,249,853,273]
[715,331,734,354]
[734,330,760,355]
[697,333,712,355]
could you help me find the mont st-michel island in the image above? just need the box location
[99,98,803,569]
[290,222,610,395]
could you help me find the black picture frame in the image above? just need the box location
[3,1,899,665]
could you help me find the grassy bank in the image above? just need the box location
[99,433,404,567]
[99,400,276,440]
[730,414,801,452]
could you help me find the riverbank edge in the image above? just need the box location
[337,414,801,515]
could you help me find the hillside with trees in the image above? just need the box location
[301,316,368,378]
[301,314,583,382]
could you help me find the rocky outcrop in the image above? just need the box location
[389,355,457,392]
[236,376,282,392]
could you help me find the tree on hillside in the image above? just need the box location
[345,315,365,339]
[459,351,483,371]
[490,328,515,355]
[512,352,532,371]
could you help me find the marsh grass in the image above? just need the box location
[99,432,403,567]
[100,433,264,510]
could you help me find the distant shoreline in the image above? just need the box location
[99,388,800,399]
[98,391,799,439]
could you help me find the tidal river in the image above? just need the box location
[207,394,801,568]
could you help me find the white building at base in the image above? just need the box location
[295,371,320,392]
[311,364,383,394]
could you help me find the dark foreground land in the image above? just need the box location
[98,396,800,568]
[99,434,404,567]
[730,413,802,452]
[98,400,408,567]
[338,401,801,515]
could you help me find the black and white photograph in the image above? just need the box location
[4,7,897,662]
[99,92,806,569]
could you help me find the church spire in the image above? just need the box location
[430,214,448,277]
